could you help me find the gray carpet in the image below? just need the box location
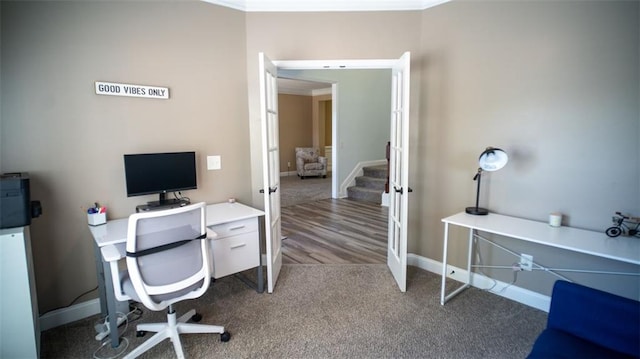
[280,174,331,207]
[41,265,547,359]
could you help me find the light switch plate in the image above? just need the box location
[207,155,221,170]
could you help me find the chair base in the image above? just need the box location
[124,306,227,359]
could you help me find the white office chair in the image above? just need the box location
[105,202,230,359]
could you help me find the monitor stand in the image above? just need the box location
[135,196,190,213]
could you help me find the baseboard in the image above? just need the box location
[39,298,102,331]
[381,192,389,207]
[407,253,551,312]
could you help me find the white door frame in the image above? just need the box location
[267,55,412,291]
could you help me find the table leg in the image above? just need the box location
[440,222,450,305]
[441,222,472,305]
[257,215,265,293]
[102,259,120,348]
[466,229,474,286]
[93,242,107,316]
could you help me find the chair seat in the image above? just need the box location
[120,270,204,304]
[304,162,324,170]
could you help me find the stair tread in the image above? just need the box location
[358,175,386,180]
[362,165,388,179]
[348,186,382,192]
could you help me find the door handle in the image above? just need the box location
[394,186,414,195]
[259,187,278,194]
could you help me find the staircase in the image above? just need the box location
[347,165,388,204]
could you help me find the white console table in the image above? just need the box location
[90,202,264,348]
[440,212,640,305]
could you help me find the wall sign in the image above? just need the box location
[95,81,169,99]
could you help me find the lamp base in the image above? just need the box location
[465,206,489,215]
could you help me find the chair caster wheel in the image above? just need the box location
[191,313,203,322]
[136,330,146,337]
[220,331,231,342]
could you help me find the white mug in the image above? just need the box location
[549,212,562,227]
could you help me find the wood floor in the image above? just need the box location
[281,198,388,264]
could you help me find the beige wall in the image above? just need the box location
[418,1,639,297]
[1,2,250,312]
[1,0,638,314]
[323,100,333,146]
[245,11,424,206]
[278,94,313,173]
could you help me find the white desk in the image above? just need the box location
[440,212,640,305]
[90,202,264,348]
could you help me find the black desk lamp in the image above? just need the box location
[465,147,508,215]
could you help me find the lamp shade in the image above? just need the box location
[478,147,508,172]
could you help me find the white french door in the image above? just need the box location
[387,52,411,292]
[259,52,282,293]
[260,52,411,293]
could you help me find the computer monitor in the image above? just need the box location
[123,151,197,207]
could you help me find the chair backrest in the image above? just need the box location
[125,202,210,311]
[296,147,320,161]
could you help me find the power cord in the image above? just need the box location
[174,191,190,203]
[92,304,144,359]
[474,239,499,292]
[92,312,129,359]
[41,286,98,317]
[473,237,521,293]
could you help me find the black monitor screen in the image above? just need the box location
[123,152,197,199]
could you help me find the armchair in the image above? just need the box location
[102,202,230,359]
[295,147,327,179]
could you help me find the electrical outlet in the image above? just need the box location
[520,254,533,271]
[287,161,291,168]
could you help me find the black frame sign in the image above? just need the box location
[95,81,169,99]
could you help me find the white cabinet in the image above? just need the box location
[0,226,40,358]
[205,202,263,280]
[209,216,260,279]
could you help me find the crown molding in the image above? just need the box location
[202,0,449,12]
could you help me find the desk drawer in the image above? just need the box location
[208,217,257,238]
[210,232,259,279]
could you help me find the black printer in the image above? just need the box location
[0,172,42,229]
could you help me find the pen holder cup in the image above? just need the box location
[88,212,107,226]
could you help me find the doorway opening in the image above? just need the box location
[259,53,411,292]
[277,77,335,207]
